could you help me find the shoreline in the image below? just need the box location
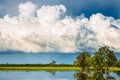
[0,67,120,71]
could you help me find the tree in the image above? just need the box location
[93,46,117,73]
[93,51,104,73]
[106,52,117,67]
[74,52,90,71]
[115,60,120,67]
[50,60,56,66]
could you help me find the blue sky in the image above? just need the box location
[0,0,120,52]
[0,51,79,64]
[0,0,120,19]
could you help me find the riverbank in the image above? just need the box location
[0,67,79,71]
[0,67,120,71]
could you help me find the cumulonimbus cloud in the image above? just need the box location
[0,1,120,53]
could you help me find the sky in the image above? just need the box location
[1,0,120,19]
[0,0,120,53]
[0,52,79,64]
[0,51,120,64]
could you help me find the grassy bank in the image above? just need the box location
[109,67,120,71]
[0,67,79,71]
[0,66,120,71]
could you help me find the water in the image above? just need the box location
[0,71,120,80]
[0,71,75,80]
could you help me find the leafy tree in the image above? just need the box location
[106,52,117,67]
[93,51,104,73]
[93,46,117,73]
[74,52,90,71]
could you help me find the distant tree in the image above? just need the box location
[50,60,56,66]
[74,52,90,71]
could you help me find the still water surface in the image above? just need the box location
[0,71,120,80]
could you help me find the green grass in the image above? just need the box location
[0,67,80,71]
[0,66,120,71]
[109,67,120,71]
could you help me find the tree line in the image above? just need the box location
[73,46,120,73]
[0,63,74,67]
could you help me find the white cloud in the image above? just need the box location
[0,1,120,53]
[19,1,37,18]
[37,5,66,23]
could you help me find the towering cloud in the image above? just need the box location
[0,1,120,53]
[19,1,37,18]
